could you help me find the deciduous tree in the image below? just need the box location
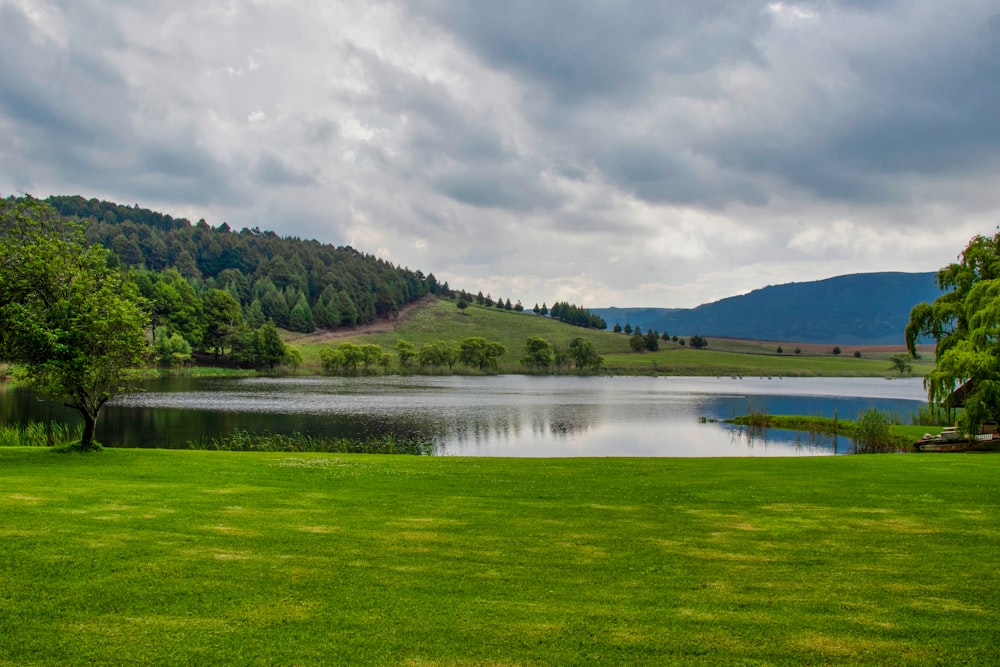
[522,336,555,370]
[458,337,507,371]
[395,340,417,369]
[0,197,151,450]
[568,338,603,372]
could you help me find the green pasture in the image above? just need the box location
[600,347,923,377]
[1,448,997,665]
[286,299,931,377]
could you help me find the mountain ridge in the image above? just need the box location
[592,272,941,345]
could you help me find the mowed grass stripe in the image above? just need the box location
[1,449,997,665]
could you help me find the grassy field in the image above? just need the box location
[2,448,998,665]
[284,298,935,377]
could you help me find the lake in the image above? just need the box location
[0,375,929,456]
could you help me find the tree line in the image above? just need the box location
[47,195,447,334]
[611,321,708,351]
[318,336,603,375]
[41,195,456,368]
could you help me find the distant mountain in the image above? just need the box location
[593,272,942,345]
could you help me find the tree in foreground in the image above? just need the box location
[907,232,1000,433]
[0,197,151,450]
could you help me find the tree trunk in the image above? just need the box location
[79,410,99,451]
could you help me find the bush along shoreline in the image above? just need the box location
[725,408,936,453]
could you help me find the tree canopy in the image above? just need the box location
[522,336,555,370]
[906,232,1000,434]
[0,197,151,449]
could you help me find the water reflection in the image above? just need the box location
[0,375,928,457]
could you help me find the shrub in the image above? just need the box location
[852,409,896,453]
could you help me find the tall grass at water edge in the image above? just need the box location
[1,422,436,454]
[0,421,83,448]
[727,405,916,452]
[186,429,437,455]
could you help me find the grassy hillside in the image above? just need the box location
[2,448,997,665]
[285,298,934,377]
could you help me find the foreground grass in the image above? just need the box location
[287,299,932,377]
[1,450,998,665]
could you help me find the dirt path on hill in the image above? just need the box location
[282,295,438,345]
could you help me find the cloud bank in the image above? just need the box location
[1,0,998,307]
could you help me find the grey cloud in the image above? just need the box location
[253,153,318,188]
[351,46,511,167]
[0,6,125,147]
[346,44,568,213]
[434,167,561,212]
[604,143,769,208]
[125,144,236,204]
[0,2,246,206]
[2,0,998,309]
[706,4,1000,205]
[305,120,339,144]
[410,1,769,103]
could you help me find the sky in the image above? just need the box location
[1,1,998,308]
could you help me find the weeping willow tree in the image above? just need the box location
[906,232,1000,435]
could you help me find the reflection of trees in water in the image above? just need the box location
[450,411,522,446]
[1,382,612,450]
[447,404,602,447]
[728,423,841,455]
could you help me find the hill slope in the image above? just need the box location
[594,272,941,345]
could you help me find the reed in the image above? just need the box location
[0,421,84,447]
[185,429,437,455]
[726,409,912,452]
[851,408,898,453]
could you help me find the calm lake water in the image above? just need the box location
[0,375,928,456]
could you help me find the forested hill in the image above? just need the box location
[47,195,448,333]
[592,272,942,345]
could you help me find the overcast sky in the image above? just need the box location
[2,1,998,308]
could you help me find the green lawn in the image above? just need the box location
[286,299,933,377]
[2,448,997,665]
